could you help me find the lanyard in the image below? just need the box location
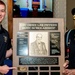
[66,30,72,47]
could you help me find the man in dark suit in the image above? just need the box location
[30,33,47,55]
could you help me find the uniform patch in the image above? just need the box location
[3,36,7,42]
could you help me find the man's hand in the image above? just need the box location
[63,60,69,75]
[63,60,69,69]
[63,69,75,75]
[0,65,17,74]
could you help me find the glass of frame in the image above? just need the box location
[13,0,54,18]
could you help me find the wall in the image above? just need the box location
[66,0,75,29]
[2,0,8,30]
[54,0,66,30]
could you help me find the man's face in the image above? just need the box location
[36,34,42,43]
[0,4,6,23]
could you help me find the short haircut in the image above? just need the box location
[0,0,6,7]
[36,33,42,38]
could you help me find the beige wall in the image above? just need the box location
[1,0,8,30]
[54,0,66,30]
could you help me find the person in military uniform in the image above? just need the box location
[63,8,75,75]
[0,1,16,75]
[63,29,75,75]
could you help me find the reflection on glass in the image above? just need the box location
[13,0,53,18]
[17,38,28,56]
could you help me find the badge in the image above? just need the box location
[3,36,7,42]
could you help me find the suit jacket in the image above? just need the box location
[30,41,47,55]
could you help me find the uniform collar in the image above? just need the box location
[0,25,4,34]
